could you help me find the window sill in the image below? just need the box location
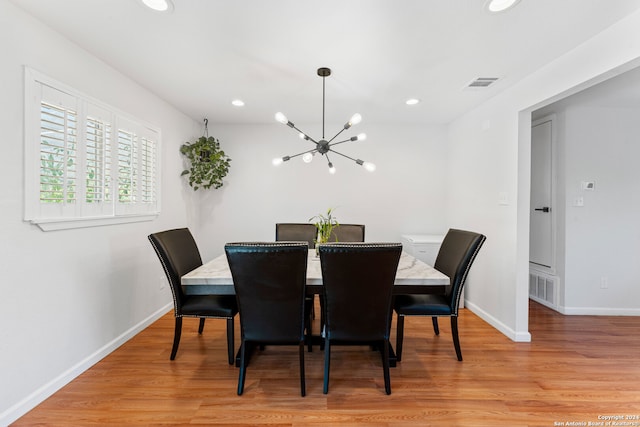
[29,214,159,231]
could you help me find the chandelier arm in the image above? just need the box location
[327,127,346,143]
[329,149,364,165]
[325,153,336,172]
[282,148,318,160]
[288,124,318,144]
[328,138,354,148]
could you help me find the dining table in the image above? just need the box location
[182,249,449,295]
[181,248,450,366]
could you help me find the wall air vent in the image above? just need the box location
[529,270,559,310]
[465,77,499,89]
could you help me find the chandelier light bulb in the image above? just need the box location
[485,0,521,13]
[302,152,314,163]
[272,157,284,166]
[141,0,173,12]
[329,164,336,174]
[350,113,362,125]
[275,112,288,124]
[357,133,367,141]
[363,162,376,172]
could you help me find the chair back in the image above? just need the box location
[225,242,308,343]
[148,228,203,315]
[434,229,486,314]
[275,223,317,248]
[319,243,402,342]
[329,224,365,242]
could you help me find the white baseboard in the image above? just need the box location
[558,306,640,316]
[0,303,172,427]
[529,294,558,311]
[464,300,532,342]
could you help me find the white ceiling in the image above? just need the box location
[11,0,640,126]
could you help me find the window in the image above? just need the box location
[24,68,161,230]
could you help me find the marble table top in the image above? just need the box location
[182,249,449,295]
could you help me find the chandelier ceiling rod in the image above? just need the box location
[272,67,376,174]
[321,67,326,139]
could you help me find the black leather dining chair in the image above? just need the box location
[319,242,402,395]
[394,229,486,362]
[148,228,238,363]
[275,223,317,248]
[318,223,365,344]
[275,223,316,352]
[329,223,365,243]
[225,242,308,396]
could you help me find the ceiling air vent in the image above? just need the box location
[465,77,499,89]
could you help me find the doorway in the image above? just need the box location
[527,62,640,318]
[529,115,559,311]
[530,116,555,270]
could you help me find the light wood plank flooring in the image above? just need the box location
[13,301,640,426]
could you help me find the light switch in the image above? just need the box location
[581,181,595,191]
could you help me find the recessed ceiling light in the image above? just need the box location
[405,98,420,106]
[141,0,174,12]
[484,0,521,13]
[231,99,245,107]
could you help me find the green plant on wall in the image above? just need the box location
[180,133,231,191]
[309,207,339,246]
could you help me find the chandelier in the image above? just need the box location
[272,67,376,174]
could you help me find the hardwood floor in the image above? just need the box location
[14,301,640,426]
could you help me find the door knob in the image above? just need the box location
[534,207,550,212]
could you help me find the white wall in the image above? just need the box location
[188,123,449,260]
[0,1,198,424]
[561,106,640,313]
[447,9,640,341]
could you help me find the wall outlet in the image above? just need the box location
[159,275,166,290]
[600,277,608,289]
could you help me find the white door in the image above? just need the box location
[530,117,554,269]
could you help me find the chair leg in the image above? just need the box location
[198,317,205,334]
[381,339,391,395]
[432,316,440,335]
[299,342,306,397]
[395,314,405,362]
[226,318,235,365]
[170,317,182,360]
[451,316,462,361]
[323,337,331,394]
[305,298,313,353]
[319,296,326,351]
[238,341,247,395]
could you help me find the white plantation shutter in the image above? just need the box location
[117,128,137,204]
[25,68,161,230]
[39,101,77,205]
[85,115,110,204]
[141,136,157,205]
[82,102,115,217]
[114,118,159,215]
